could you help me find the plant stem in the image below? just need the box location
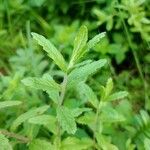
[56,73,68,149]
[4,0,12,37]
[93,101,103,149]
[116,0,148,103]
[0,129,30,143]
[55,121,61,150]
[59,74,68,106]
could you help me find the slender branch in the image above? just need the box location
[116,0,149,102]
[59,74,68,106]
[0,130,30,143]
[56,73,68,149]
[55,121,61,149]
[93,101,103,149]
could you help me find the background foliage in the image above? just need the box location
[0,0,150,149]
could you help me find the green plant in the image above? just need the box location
[77,78,128,149]
[0,25,130,149]
[91,0,150,112]
[22,25,107,149]
[0,1,149,149]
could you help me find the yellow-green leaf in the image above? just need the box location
[69,25,88,68]
[0,101,22,110]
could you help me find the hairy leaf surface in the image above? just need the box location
[11,105,49,131]
[32,32,67,72]
[0,101,22,110]
[22,74,60,91]
[77,82,99,108]
[106,91,128,101]
[0,134,12,150]
[28,114,57,134]
[61,137,93,150]
[69,25,88,67]
[68,59,107,88]
[71,107,92,117]
[57,106,77,134]
[29,139,54,150]
[87,32,106,50]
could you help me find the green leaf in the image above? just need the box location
[47,90,59,103]
[105,78,113,97]
[69,25,88,68]
[2,73,21,100]
[96,134,119,150]
[77,112,96,131]
[77,82,99,108]
[61,137,93,150]
[101,78,113,101]
[28,115,57,134]
[0,134,12,150]
[11,105,49,131]
[126,139,135,150]
[0,101,22,110]
[106,17,113,31]
[31,32,67,72]
[22,73,60,91]
[101,106,125,122]
[144,138,150,150]
[77,112,95,125]
[29,139,54,150]
[100,85,106,101]
[68,59,107,88]
[57,106,77,134]
[116,100,132,122]
[140,110,150,126]
[87,32,106,50]
[28,115,53,125]
[71,107,92,117]
[74,59,92,68]
[29,0,46,7]
[106,91,128,101]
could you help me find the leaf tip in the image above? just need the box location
[21,78,31,86]
[31,32,36,37]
